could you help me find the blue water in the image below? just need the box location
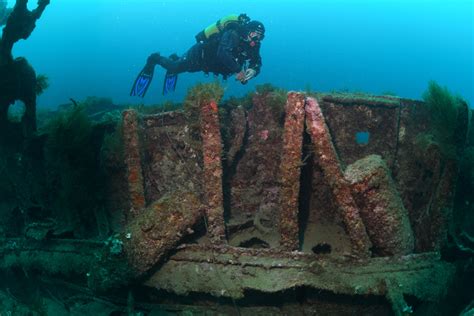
[4,0,473,108]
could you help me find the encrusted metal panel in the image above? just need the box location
[319,95,400,169]
[146,245,454,302]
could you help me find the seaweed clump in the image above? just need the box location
[255,83,287,113]
[419,81,465,159]
[244,83,288,122]
[35,74,49,96]
[182,82,224,138]
[184,82,224,114]
[42,103,107,237]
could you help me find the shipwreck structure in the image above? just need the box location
[0,0,49,137]
[0,82,472,314]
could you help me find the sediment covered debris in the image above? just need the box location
[123,192,204,276]
[88,192,203,291]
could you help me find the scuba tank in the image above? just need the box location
[195,13,250,43]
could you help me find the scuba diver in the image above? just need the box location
[0,0,12,26]
[130,14,265,97]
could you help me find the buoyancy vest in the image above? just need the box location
[195,13,250,43]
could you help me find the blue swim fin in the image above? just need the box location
[162,72,178,95]
[130,63,155,98]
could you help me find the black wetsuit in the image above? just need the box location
[159,29,262,79]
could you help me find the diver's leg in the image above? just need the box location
[158,56,190,74]
[181,44,204,72]
[146,53,187,74]
[150,44,204,74]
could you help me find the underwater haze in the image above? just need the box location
[5,0,474,108]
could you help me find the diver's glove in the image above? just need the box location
[147,53,161,66]
[236,68,257,84]
[244,68,257,81]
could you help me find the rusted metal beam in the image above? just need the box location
[279,92,306,250]
[305,97,371,257]
[320,94,400,108]
[200,100,226,243]
[122,110,145,216]
[0,238,101,275]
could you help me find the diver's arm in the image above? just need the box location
[216,30,241,74]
